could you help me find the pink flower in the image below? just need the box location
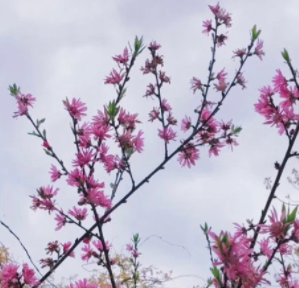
[133,130,144,153]
[68,206,88,221]
[259,239,272,259]
[72,149,95,167]
[13,93,36,117]
[68,279,98,288]
[208,3,232,27]
[67,168,86,187]
[279,243,292,255]
[214,80,228,92]
[105,69,124,85]
[190,77,202,93]
[93,240,112,252]
[39,258,55,269]
[216,69,227,82]
[161,99,172,112]
[126,244,133,251]
[167,113,177,125]
[22,264,40,286]
[207,230,254,281]
[158,127,177,143]
[49,165,62,182]
[144,83,156,97]
[141,59,153,74]
[46,240,59,255]
[84,176,103,190]
[209,141,225,157]
[118,108,141,131]
[272,70,288,91]
[292,220,299,242]
[37,185,58,199]
[149,41,161,51]
[233,223,247,238]
[202,20,213,35]
[1,263,19,288]
[181,116,192,132]
[178,143,199,168]
[149,108,160,122]
[209,3,221,15]
[54,212,67,231]
[236,72,247,89]
[77,122,93,148]
[159,71,171,84]
[254,86,277,118]
[216,34,228,47]
[279,85,299,112]
[62,241,75,258]
[220,120,232,131]
[87,188,111,209]
[258,207,289,241]
[225,137,239,151]
[81,245,96,262]
[63,97,87,121]
[43,141,51,150]
[233,48,247,59]
[200,109,218,131]
[112,47,129,66]
[91,124,111,141]
[92,108,110,127]
[31,197,56,213]
[254,39,265,60]
[132,250,141,258]
[214,69,229,91]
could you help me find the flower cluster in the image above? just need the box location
[0,263,39,288]
[5,3,271,288]
[255,69,299,135]
[205,205,299,288]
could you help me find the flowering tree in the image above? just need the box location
[3,2,299,288]
[0,241,172,288]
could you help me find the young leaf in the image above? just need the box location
[9,84,21,96]
[28,131,41,138]
[281,48,291,63]
[251,25,261,41]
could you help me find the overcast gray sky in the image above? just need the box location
[1,1,299,287]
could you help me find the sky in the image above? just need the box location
[1,0,299,287]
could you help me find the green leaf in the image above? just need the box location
[282,203,286,214]
[200,222,209,233]
[134,36,145,56]
[287,206,298,223]
[133,233,140,243]
[281,48,291,63]
[133,271,140,281]
[125,146,134,156]
[251,25,261,41]
[28,131,41,138]
[134,36,143,52]
[119,88,127,100]
[42,129,47,139]
[233,126,242,134]
[39,118,46,125]
[36,118,46,128]
[222,233,230,247]
[210,267,221,284]
[107,101,120,119]
[9,83,21,96]
[44,149,52,156]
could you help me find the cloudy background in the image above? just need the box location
[1,0,299,287]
